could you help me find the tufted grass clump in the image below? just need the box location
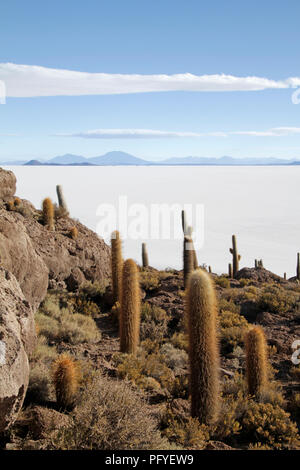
[36,292,100,345]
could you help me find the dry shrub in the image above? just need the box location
[161,406,209,449]
[36,301,100,345]
[51,373,171,449]
[219,310,250,353]
[240,401,299,449]
[140,270,160,291]
[215,277,230,289]
[257,285,298,314]
[140,302,169,342]
[27,362,53,404]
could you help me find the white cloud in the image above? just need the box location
[232,127,300,137]
[0,63,295,97]
[57,129,227,139]
[56,127,300,139]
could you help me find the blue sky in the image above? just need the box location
[1,0,300,161]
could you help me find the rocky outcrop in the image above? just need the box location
[0,210,49,310]
[0,268,35,433]
[236,267,282,283]
[21,216,111,291]
[0,168,16,199]
[0,167,111,433]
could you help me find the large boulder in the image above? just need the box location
[22,216,111,290]
[0,168,16,199]
[0,210,49,310]
[0,268,35,433]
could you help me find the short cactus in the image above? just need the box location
[70,226,78,240]
[111,230,123,304]
[42,197,55,231]
[120,259,141,355]
[52,354,80,409]
[229,234,241,278]
[228,263,233,278]
[186,269,220,424]
[142,242,149,268]
[183,236,194,288]
[245,326,268,398]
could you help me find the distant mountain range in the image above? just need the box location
[1,151,300,166]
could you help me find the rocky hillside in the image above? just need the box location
[0,168,110,433]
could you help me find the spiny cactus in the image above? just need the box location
[228,263,233,278]
[245,326,268,398]
[142,242,149,268]
[183,236,194,288]
[181,209,187,235]
[229,234,241,278]
[52,354,80,409]
[42,197,55,231]
[186,269,220,424]
[70,226,78,240]
[297,253,300,280]
[56,184,69,215]
[111,230,123,304]
[255,259,258,268]
[208,266,212,274]
[284,272,287,281]
[120,259,141,355]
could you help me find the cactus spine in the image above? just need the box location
[245,326,268,398]
[229,235,241,278]
[56,184,69,214]
[228,263,233,278]
[142,242,149,268]
[297,253,300,280]
[183,236,194,288]
[186,269,220,424]
[42,197,55,231]
[120,259,141,355]
[111,230,123,304]
[52,354,79,409]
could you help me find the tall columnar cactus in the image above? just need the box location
[52,354,80,409]
[245,326,268,398]
[111,230,123,304]
[229,235,241,278]
[181,209,187,234]
[120,259,141,355]
[183,236,194,288]
[56,184,69,214]
[186,269,220,424]
[142,242,149,268]
[228,263,233,278]
[42,197,55,231]
[284,272,287,281]
[208,266,212,274]
[255,259,258,268]
[297,253,300,280]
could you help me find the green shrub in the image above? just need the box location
[257,286,298,314]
